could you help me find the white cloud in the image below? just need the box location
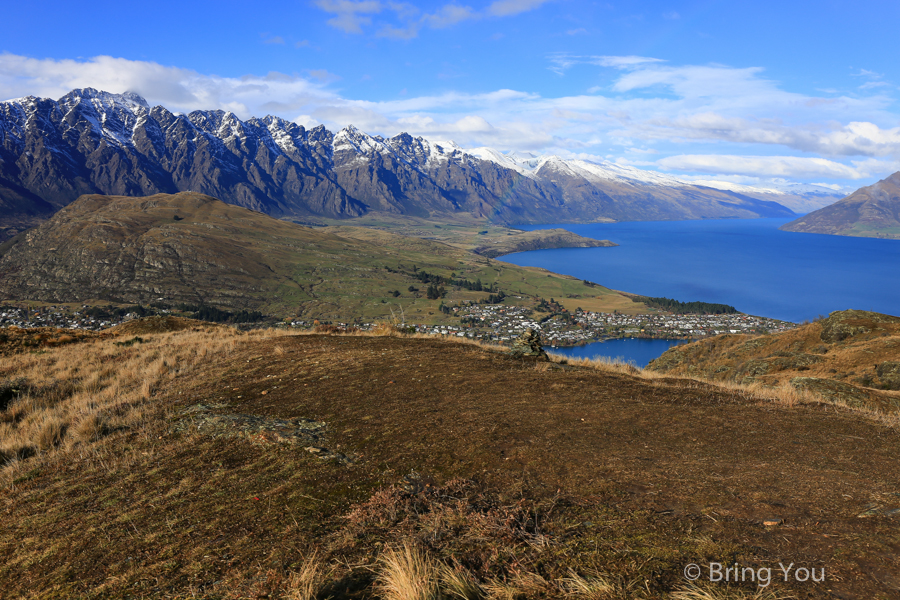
[0,53,339,120]
[656,154,890,180]
[424,4,476,28]
[487,0,551,17]
[2,52,899,184]
[314,0,382,34]
[548,54,664,75]
[314,0,545,38]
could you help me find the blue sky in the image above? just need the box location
[2,0,899,190]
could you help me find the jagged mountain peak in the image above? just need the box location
[0,88,800,239]
[60,88,150,112]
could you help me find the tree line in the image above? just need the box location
[633,296,737,314]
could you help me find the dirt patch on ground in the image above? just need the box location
[1,332,899,598]
[172,403,355,463]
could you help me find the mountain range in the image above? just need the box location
[780,172,900,239]
[0,88,809,240]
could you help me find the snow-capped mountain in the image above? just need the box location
[467,148,842,214]
[0,88,797,239]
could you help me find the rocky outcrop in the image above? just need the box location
[876,362,900,390]
[819,309,900,343]
[508,328,549,361]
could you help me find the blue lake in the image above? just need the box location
[547,337,692,368]
[501,218,900,324]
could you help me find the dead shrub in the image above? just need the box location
[371,323,400,337]
[343,478,550,578]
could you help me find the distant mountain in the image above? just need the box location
[780,172,900,239]
[687,179,844,214]
[0,88,794,238]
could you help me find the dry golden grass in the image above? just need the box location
[439,563,485,600]
[542,343,900,429]
[0,326,261,481]
[284,551,331,600]
[5,318,895,483]
[670,583,796,600]
[557,569,622,599]
[376,541,441,600]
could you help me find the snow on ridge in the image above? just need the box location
[466,147,536,177]
[690,179,784,195]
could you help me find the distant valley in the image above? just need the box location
[0,88,825,241]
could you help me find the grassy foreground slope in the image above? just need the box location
[0,192,639,321]
[1,323,899,599]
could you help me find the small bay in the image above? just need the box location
[547,337,692,368]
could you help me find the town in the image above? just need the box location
[404,304,795,346]
[2,303,795,347]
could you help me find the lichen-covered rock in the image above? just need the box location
[819,310,900,343]
[172,404,355,463]
[876,362,900,390]
[508,328,549,361]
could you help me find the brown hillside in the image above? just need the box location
[781,172,900,239]
[649,310,900,414]
[0,192,640,320]
[1,328,899,598]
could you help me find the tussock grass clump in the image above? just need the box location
[439,563,485,600]
[377,542,441,600]
[557,569,623,599]
[670,582,796,599]
[285,551,331,600]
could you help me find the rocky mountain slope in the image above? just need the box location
[0,192,632,318]
[0,89,795,238]
[649,309,900,414]
[780,172,900,239]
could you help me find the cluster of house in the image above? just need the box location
[574,310,795,340]
[4,303,794,347]
[0,306,122,330]
[352,304,796,346]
